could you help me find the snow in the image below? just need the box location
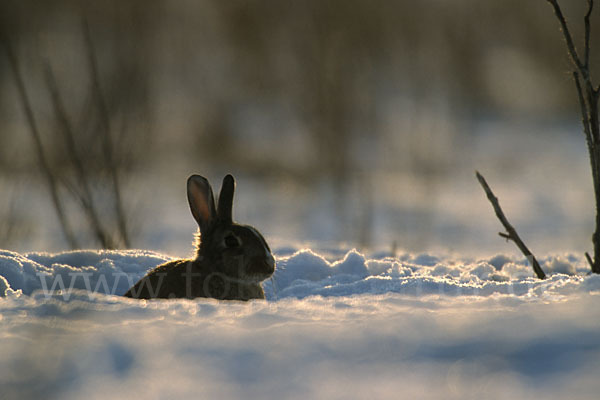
[2,247,600,399]
[1,247,595,301]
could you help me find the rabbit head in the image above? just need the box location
[187,174,275,283]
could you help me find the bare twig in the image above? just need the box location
[44,63,116,249]
[574,71,598,187]
[547,0,600,274]
[586,251,595,269]
[585,0,594,68]
[476,172,546,279]
[587,87,600,149]
[547,0,586,74]
[1,33,79,249]
[83,19,130,248]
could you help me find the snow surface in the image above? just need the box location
[2,247,600,399]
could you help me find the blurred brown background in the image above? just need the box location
[0,0,596,255]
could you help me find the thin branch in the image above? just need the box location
[45,63,115,249]
[574,71,598,182]
[585,0,594,68]
[82,19,130,248]
[476,172,546,280]
[1,33,79,249]
[587,89,600,149]
[547,0,600,274]
[547,0,596,89]
[547,0,585,71]
[586,251,595,269]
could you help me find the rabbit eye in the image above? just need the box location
[224,234,240,248]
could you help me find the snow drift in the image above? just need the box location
[1,247,600,400]
[0,248,597,300]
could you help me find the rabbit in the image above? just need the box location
[124,174,275,301]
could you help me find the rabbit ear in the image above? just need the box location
[187,175,216,233]
[217,174,235,223]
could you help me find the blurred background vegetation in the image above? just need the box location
[0,0,597,255]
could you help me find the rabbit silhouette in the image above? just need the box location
[124,174,275,300]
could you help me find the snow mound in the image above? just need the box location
[0,249,169,298]
[2,247,600,399]
[0,248,598,301]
